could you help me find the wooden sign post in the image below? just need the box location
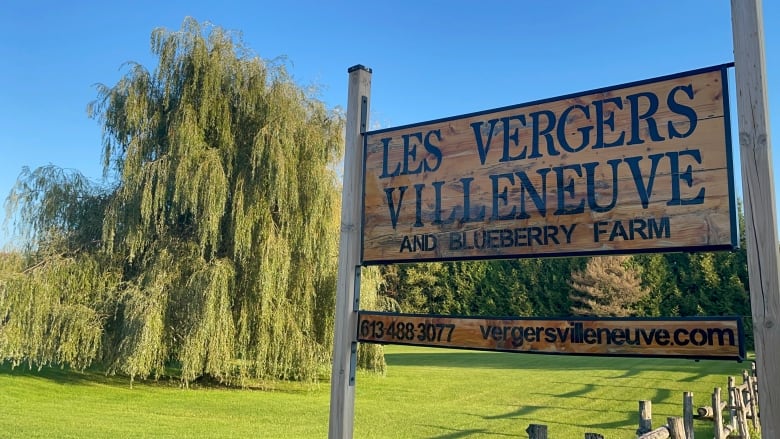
[328,65,371,439]
[731,0,779,436]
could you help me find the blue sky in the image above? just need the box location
[0,1,777,249]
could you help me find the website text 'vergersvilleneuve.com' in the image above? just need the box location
[358,315,738,352]
[478,322,737,348]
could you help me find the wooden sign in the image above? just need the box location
[362,65,737,264]
[357,312,745,360]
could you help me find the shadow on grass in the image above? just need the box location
[557,383,597,398]
[384,350,730,374]
[420,425,517,438]
[0,362,119,386]
[481,405,544,420]
[0,362,196,390]
[582,416,635,430]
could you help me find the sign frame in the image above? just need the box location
[361,63,738,265]
[357,311,746,361]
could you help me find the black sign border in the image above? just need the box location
[357,311,746,362]
[360,63,739,265]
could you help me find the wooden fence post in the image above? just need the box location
[743,368,759,431]
[526,424,547,439]
[637,399,653,435]
[683,392,694,439]
[733,383,751,439]
[667,417,685,439]
[727,376,737,432]
[713,387,726,439]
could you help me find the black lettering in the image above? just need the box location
[631,218,648,239]
[515,169,550,219]
[471,119,501,165]
[379,137,400,178]
[423,129,443,172]
[593,97,625,148]
[667,84,697,139]
[413,183,425,227]
[650,217,671,239]
[558,104,593,152]
[609,220,629,241]
[529,110,558,158]
[500,115,529,162]
[400,235,412,252]
[667,150,705,206]
[627,92,664,145]
[690,328,707,346]
[402,132,424,175]
[553,164,585,215]
[656,329,670,346]
[385,186,408,229]
[674,328,690,346]
[583,159,620,213]
[626,154,665,209]
[449,232,463,250]
[708,328,735,346]
[490,173,516,221]
[431,181,457,226]
[584,328,598,344]
[460,177,485,223]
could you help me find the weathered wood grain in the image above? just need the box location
[329,65,371,439]
[363,67,735,263]
[357,312,744,359]
[731,1,780,437]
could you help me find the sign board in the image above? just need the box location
[362,65,737,264]
[357,311,745,360]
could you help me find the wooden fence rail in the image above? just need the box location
[695,366,760,438]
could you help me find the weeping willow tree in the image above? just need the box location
[1,17,385,384]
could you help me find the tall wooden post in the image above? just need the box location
[730,1,779,437]
[328,65,371,439]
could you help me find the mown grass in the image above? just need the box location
[0,346,749,438]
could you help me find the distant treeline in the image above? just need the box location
[377,212,751,346]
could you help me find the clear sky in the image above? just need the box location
[0,1,777,249]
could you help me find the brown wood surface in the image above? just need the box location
[638,426,671,439]
[363,68,734,263]
[638,400,653,435]
[329,66,371,439]
[357,312,743,359]
[731,1,780,437]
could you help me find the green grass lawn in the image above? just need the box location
[0,346,750,438]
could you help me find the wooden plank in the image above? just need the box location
[362,67,736,263]
[731,1,780,437]
[357,312,744,360]
[328,65,371,439]
[638,426,670,439]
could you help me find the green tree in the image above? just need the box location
[3,18,354,384]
